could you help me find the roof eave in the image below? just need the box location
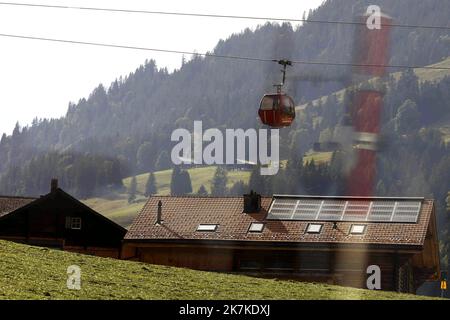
[122,238,424,251]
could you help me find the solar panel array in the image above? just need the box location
[267,197,422,223]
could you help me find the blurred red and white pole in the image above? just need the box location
[346,8,392,196]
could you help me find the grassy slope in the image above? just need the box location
[396,58,450,142]
[83,166,250,228]
[0,240,436,300]
[303,151,333,165]
[83,196,146,228]
[295,57,450,145]
[400,57,450,83]
[86,159,340,228]
[123,166,251,195]
[296,57,450,111]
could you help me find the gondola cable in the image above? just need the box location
[0,1,450,31]
[1,32,450,71]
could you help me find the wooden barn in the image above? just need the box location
[0,179,126,258]
[122,192,440,293]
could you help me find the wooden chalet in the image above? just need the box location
[0,179,126,258]
[122,192,440,293]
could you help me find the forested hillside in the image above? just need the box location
[0,0,448,282]
[0,0,449,199]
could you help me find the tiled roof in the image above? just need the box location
[0,196,36,218]
[125,195,434,247]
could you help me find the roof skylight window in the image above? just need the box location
[306,223,323,234]
[350,224,366,235]
[248,222,265,233]
[197,224,218,232]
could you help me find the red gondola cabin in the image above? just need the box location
[258,93,295,127]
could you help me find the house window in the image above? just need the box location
[71,218,82,230]
[306,223,323,234]
[197,224,218,232]
[248,222,265,233]
[350,224,366,235]
[65,217,82,230]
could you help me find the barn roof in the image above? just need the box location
[125,195,435,247]
[0,188,127,235]
[0,196,36,218]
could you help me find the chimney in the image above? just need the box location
[51,178,58,193]
[156,200,163,225]
[243,190,261,213]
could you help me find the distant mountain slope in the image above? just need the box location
[407,57,450,83]
[296,56,450,111]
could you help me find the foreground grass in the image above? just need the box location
[0,240,436,300]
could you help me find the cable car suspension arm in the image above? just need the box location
[274,59,292,92]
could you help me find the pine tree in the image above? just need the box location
[170,167,192,196]
[248,166,265,195]
[211,166,228,196]
[128,175,137,203]
[284,152,303,193]
[197,184,208,196]
[137,142,153,172]
[180,170,193,194]
[170,166,182,196]
[155,150,171,171]
[144,172,157,197]
[228,180,247,196]
[395,100,421,134]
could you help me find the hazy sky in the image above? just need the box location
[0,0,324,136]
